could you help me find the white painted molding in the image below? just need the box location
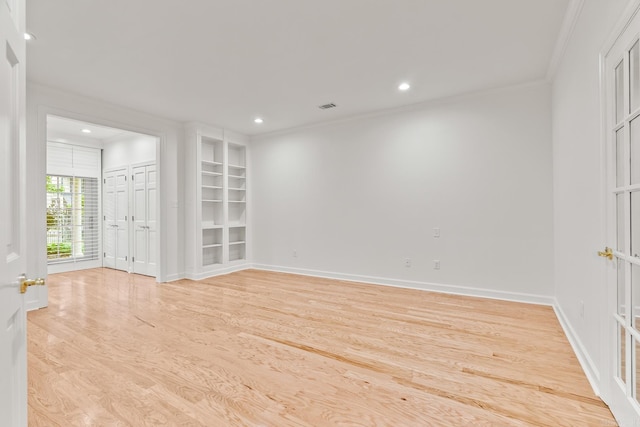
[552,301,602,397]
[602,0,640,58]
[164,273,185,283]
[185,264,252,281]
[546,0,585,80]
[250,264,555,306]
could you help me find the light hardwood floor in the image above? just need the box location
[27,268,616,426]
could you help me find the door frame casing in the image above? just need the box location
[30,106,165,300]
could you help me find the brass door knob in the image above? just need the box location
[598,247,614,260]
[18,274,45,294]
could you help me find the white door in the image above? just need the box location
[132,164,156,277]
[103,168,129,271]
[0,0,29,424]
[604,7,640,424]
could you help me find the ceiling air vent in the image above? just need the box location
[318,103,337,110]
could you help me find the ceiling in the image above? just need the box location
[47,115,130,141]
[26,0,571,136]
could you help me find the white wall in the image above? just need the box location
[26,83,185,283]
[103,133,156,171]
[251,82,554,301]
[551,0,628,393]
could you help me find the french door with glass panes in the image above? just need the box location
[605,7,640,423]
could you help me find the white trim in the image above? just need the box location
[164,273,185,283]
[546,0,585,80]
[186,263,251,281]
[33,89,169,283]
[250,264,555,306]
[47,260,102,275]
[602,0,640,58]
[552,301,602,397]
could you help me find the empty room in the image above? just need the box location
[2,0,640,425]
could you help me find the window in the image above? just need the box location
[46,175,99,263]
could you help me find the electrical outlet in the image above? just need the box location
[404,258,411,267]
[434,260,441,270]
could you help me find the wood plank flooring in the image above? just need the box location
[27,268,616,426]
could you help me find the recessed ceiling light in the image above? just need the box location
[254,118,264,124]
[24,32,36,41]
[81,129,92,134]
[398,82,411,91]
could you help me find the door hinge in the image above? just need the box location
[132,216,134,221]
[132,175,134,181]
[125,176,127,181]
[125,256,128,261]
[132,257,135,262]
[104,215,106,221]
[103,252,106,257]
[104,178,106,184]
[125,216,127,221]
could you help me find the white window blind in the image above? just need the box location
[46,142,101,265]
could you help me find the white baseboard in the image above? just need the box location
[185,263,251,281]
[552,301,601,397]
[164,273,185,282]
[250,263,555,306]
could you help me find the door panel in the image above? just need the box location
[103,168,128,272]
[606,8,640,423]
[132,164,156,277]
[0,0,27,424]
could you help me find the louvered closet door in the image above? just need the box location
[132,164,156,277]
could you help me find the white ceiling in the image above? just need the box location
[47,115,144,145]
[26,0,571,136]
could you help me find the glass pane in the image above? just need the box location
[619,259,626,318]
[634,264,640,327]
[633,117,640,184]
[633,192,640,257]
[618,128,626,186]
[619,193,627,252]
[632,41,640,113]
[617,60,625,123]
[621,323,628,384]
[46,175,99,264]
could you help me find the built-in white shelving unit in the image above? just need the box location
[185,124,249,279]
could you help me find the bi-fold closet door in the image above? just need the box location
[132,164,156,277]
[103,164,156,276]
[103,168,128,271]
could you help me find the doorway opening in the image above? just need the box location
[46,115,160,280]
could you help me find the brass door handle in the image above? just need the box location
[598,247,614,260]
[18,275,45,294]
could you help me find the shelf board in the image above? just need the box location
[202,171,222,177]
[229,188,246,191]
[202,223,223,229]
[202,185,222,189]
[228,164,246,169]
[202,160,223,166]
[228,174,246,179]
[228,225,246,229]
[203,244,223,249]
[202,199,223,203]
[228,200,246,204]
[229,241,246,246]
